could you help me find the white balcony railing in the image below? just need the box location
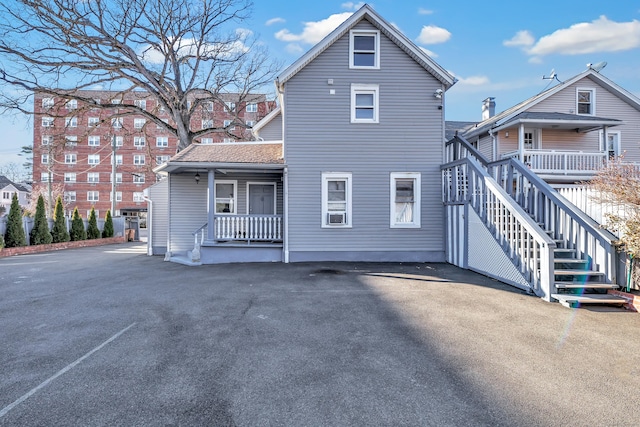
[214,214,283,242]
[501,149,607,175]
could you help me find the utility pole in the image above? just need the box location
[111,135,117,216]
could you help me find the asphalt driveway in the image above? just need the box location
[0,242,639,426]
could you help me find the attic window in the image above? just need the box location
[577,88,595,115]
[349,30,380,69]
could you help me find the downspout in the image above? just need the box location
[207,170,215,242]
[602,125,609,161]
[283,166,289,263]
[142,194,153,256]
[518,124,525,163]
[164,174,172,261]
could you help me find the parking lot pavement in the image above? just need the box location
[1,242,639,426]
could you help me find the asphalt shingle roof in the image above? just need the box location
[171,142,284,165]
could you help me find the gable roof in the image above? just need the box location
[463,68,640,139]
[275,4,456,89]
[251,106,281,136]
[0,175,29,192]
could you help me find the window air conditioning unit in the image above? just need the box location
[328,212,346,225]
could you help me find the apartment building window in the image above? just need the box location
[134,99,147,110]
[133,154,145,165]
[225,101,236,112]
[111,117,123,128]
[65,99,77,110]
[134,136,145,147]
[246,120,255,128]
[65,136,77,147]
[202,119,214,129]
[88,117,100,127]
[223,120,235,130]
[111,173,123,183]
[112,136,123,147]
[204,101,214,112]
[88,154,100,165]
[42,117,54,127]
[110,192,122,202]
[134,118,146,129]
[112,154,123,165]
[87,209,99,217]
[64,172,76,183]
[577,88,595,115]
[65,117,78,127]
[88,136,100,147]
[87,172,99,183]
[351,84,379,123]
[223,138,234,143]
[246,103,258,113]
[156,155,170,165]
[111,98,122,104]
[133,192,144,202]
[156,137,168,147]
[64,191,76,203]
[41,154,50,164]
[350,30,380,69]
[87,191,99,202]
[40,172,51,182]
[390,172,421,228]
[133,173,145,184]
[201,137,213,144]
[42,97,54,109]
[65,154,77,164]
[42,135,53,145]
[321,172,352,227]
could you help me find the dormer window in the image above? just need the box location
[350,30,380,69]
[577,88,595,115]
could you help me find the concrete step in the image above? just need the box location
[552,293,628,308]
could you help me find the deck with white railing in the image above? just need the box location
[213,214,283,243]
[501,149,607,176]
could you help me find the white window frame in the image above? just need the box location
[134,99,147,110]
[133,192,145,202]
[65,154,77,164]
[133,173,145,184]
[246,103,258,113]
[42,135,53,145]
[133,154,145,165]
[111,117,123,128]
[65,117,78,127]
[64,191,76,203]
[245,120,255,128]
[41,154,50,164]
[134,136,145,147]
[223,119,235,130]
[599,130,622,158]
[321,172,352,228]
[110,192,123,202]
[201,137,213,145]
[112,154,123,165]
[42,97,54,109]
[156,155,170,165]
[112,136,124,147]
[88,154,100,165]
[65,135,77,147]
[390,172,421,228]
[42,117,54,127]
[202,119,214,129]
[351,84,379,123]
[225,101,236,112]
[156,136,168,147]
[111,173,123,183]
[87,209,99,217]
[134,118,146,129]
[88,136,100,147]
[576,87,596,116]
[349,29,380,69]
[87,172,100,183]
[87,191,99,202]
[88,117,100,127]
[65,99,77,110]
[64,173,76,183]
[215,180,238,214]
[40,172,51,182]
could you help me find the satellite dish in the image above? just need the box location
[549,68,556,79]
[587,61,607,72]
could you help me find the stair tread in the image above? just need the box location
[551,293,628,304]
[555,269,604,275]
[555,283,619,289]
[554,259,588,263]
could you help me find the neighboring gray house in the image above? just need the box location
[462,68,640,182]
[152,4,456,265]
[0,175,30,215]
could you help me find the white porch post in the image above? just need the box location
[518,124,525,163]
[207,170,215,242]
[602,125,609,163]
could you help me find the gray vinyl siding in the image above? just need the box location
[258,112,283,141]
[168,173,208,254]
[148,179,168,255]
[477,135,493,160]
[284,19,446,256]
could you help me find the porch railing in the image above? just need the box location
[501,149,607,175]
[214,214,283,242]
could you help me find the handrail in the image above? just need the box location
[445,135,489,167]
[192,222,208,236]
[442,156,556,300]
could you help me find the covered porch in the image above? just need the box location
[495,112,622,181]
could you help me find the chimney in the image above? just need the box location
[482,97,495,120]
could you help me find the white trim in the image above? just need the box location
[351,84,379,123]
[215,180,238,214]
[349,29,380,69]
[390,172,421,228]
[599,129,621,156]
[576,87,596,116]
[321,172,352,228]
[246,182,277,215]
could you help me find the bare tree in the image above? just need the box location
[0,162,27,183]
[0,0,280,150]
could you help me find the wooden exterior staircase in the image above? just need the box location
[442,135,624,308]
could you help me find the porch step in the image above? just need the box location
[554,259,590,267]
[555,282,619,290]
[554,248,577,258]
[554,269,605,277]
[551,293,628,308]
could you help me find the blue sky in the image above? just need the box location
[2,0,640,169]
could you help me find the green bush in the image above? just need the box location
[86,207,100,239]
[70,207,86,241]
[0,234,5,249]
[30,195,52,245]
[50,196,70,243]
[102,210,114,238]
[4,193,26,248]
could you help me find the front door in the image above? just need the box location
[248,184,275,215]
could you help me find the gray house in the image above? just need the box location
[153,4,456,265]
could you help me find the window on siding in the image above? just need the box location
[390,172,421,228]
[599,130,621,159]
[215,181,237,214]
[577,88,595,115]
[351,84,379,123]
[349,30,380,69]
[322,172,352,227]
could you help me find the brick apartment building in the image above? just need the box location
[32,90,273,220]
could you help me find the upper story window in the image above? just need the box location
[202,119,214,129]
[156,136,168,147]
[65,99,77,110]
[134,99,147,110]
[42,117,55,127]
[88,136,100,147]
[134,118,146,129]
[65,117,78,128]
[65,136,78,147]
[65,153,77,164]
[112,136,123,147]
[41,154,50,164]
[577,88,595,115]
[225,101,236,112]
[156,155,170,165]
[201,137,213,145]
[42,97,54,109]
[42,135,53,145]
[111,117,123,129]
[349,30,380,69]
[88,117,100,127]
[134,136,145,147]
[390,172,421,228]
[246,103,258,113]
[351,84,379,123]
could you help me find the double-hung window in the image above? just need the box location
[65,117,77,128]
[111,117,123,129]
[156,136,168,147]
[577,88,595,115]
[65,136,77,147]
[134,99,147,110]
[42,135,53,145]
[111,173,123,183]
[65,99,77,110]
[201,137,213,145]
[351,84,379,123]
[42,117,54,127]
[390,172,421,228]
[322,172,352,227]
[41,154,50,164]
[112,136,123,147]
[40,172,51,182]
[134,118,146,129]
[64,173,76,183]
[64,191,76,202]
[88,136,100,147]
[156,155,170,165]
[87,172,100,183]
[42,97,54,109]
[202,119,214,129]
[133,174,145,184]
[246,103,258,113]
[65,154,77,164]
[134,136,145,147]
[349,30,380,69]
[133,192,144,202]
[87,191,99,202]
[215,181,237,214]
[88,117,100,127]
[88,154,100,165]
[133,154,145,165]
[110,192,122,202]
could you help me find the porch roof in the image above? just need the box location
[493,111,622,133]
[157,141,285,173]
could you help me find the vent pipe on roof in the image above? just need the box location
[482,97,495,120]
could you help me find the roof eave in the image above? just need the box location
[161,161,286,174]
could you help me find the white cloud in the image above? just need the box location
[286,43,304,55]
[418,8,433,15]
[265,17,285,26]
[416,25,451,45]
[139,32,251,65]
[275,12,353,45]
[419,46,438,58]
[503,30,535,47]
[456,75,490,86]
[341,2,365,10]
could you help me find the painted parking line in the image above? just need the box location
[0,322,137,420]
